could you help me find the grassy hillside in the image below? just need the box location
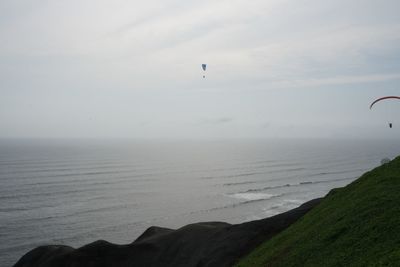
[236,156,400,267]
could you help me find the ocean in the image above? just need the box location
[1,138,399,266]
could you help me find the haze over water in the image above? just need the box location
[2,1,400,266]
[1,138,399,266]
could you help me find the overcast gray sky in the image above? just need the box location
[1,0,399,139]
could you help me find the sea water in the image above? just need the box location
[1,138,399,266]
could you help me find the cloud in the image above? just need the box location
[201,117,234,124]
[261,122,271,129]
[263,72,400,89]
[1,0,400,139]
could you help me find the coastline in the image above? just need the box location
[12,156,400,266]
[13,198,322,267]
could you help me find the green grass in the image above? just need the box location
[235,156,400,267]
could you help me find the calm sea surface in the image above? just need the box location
[1,139,399,266]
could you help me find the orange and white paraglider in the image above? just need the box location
[369,96,400,109]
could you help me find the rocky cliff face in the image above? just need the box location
[14,198,321,267]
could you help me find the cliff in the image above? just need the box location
[236,156,400,266]
[13,198,320,267]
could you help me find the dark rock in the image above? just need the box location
[13,198,321,267]
[134,226,175,242]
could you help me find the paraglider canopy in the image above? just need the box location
[369,96,400,129]
[369,96,400,109]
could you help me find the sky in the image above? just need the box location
[1,0,400,139]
